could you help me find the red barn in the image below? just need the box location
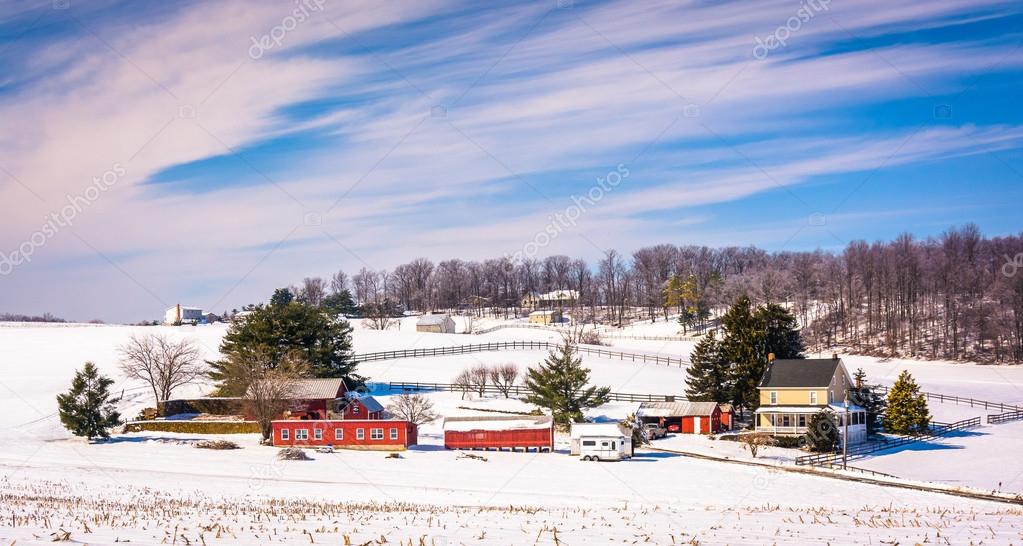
[271,419,417,450]
[279,378,349,420]
[717,403,735,430]
[443,415,553,452]
[341,395,385,420]
[638,401,726,434]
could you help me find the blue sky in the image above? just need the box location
[0,0,1022,322]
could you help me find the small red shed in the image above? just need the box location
[278,378,349,420]
[638,401,725,434]
[717,403,735,430]
[443,415,553,452]
[341,394,385,420]
[271,419,418,451]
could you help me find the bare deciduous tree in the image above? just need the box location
[487,363,519,397]
[330,269,349,294]
[239,350,310,442]
[297,277,328,306]
[453,369,473,400]
[385,393,439,425]
[467,364,490,397]
[739,432,772,459]
[118,334,204,409]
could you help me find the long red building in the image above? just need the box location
[271,419,418,450]
[443,415,554,452]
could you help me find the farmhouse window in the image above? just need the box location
[314,428,323,440]
[809,391,817,404]
[770,391,777,405]
[390,427,399,440]
[296,429,309,440]
[335,428,344,440]
[281,429,289,441]
[798,415,806,427]
[371,428,384,440]
[356,428,365,440]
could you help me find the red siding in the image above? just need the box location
[342,399,383,420]
[272,420,417,450]
[444,427,553,451]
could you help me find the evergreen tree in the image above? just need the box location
[849,368,886,435]
[757,303,805,359]
[684,332,730,403]
[209,299,360,395]
[884,370,930,434]
[321,289,358,318]
[56,362,121,440]
[805,409,839,452]
[270,287,294,307]
[524,341,611,425]
[720,295,765,414]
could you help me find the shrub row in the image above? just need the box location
[124,420,260,434]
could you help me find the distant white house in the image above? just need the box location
[164,304,203,325]
[522,289,579,309]
[416,313,456,333]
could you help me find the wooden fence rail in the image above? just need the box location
[353,341,688,367]
[869,385,1022,413]
[795,416,982,467]
[988,409,1023,425]
[378,381,685,403]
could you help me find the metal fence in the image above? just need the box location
[380,381,685,403]
[795,416,982,466]
[353,341,688,367]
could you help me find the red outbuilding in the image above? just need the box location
[443,415,554,452]
[638,401,730,434]
[271,419,418,450]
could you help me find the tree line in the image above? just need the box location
[283,223,1021,363]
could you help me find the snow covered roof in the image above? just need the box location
[637,401,719,417]
[759,358,842,388]
[290,378,347,399]
[417,313,452,325]
[443,415,552,432]
[569,422,628,438]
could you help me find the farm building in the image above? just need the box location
[340,393,385,420]
[164,303,203,325]
[280,378,350,420]
[271,419,418,450]
[717,403,735,430]
[569,422,633,456]
[443,415,554,452]
[528,310,562,325]
[416,313,456,333]
[637,401,729,434]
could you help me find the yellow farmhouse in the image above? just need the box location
[755,354,867,446]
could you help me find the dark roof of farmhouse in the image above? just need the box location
[758,358,842,388]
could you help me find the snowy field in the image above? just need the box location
[3,320,1023,544]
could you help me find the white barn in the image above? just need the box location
[416,313,456,333]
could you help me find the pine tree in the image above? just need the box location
[209,298,360,395]
[685,332,730,403]
[883,370,930,434]
[56,362,121,440]
[524,341,611,425]
[805,410,839,452]
[720,295,765,414]
[849,368,886,435]
[270,287,294,307]
[757,303,805,359]
[321,289,358,318]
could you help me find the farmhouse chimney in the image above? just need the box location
[176,303,181,322]
[831,352,838,360]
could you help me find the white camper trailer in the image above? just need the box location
[570,422,632,462]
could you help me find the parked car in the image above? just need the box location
[643,423,667,440]
[315,445,335,453]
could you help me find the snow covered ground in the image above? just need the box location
[3,320,1023,544]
